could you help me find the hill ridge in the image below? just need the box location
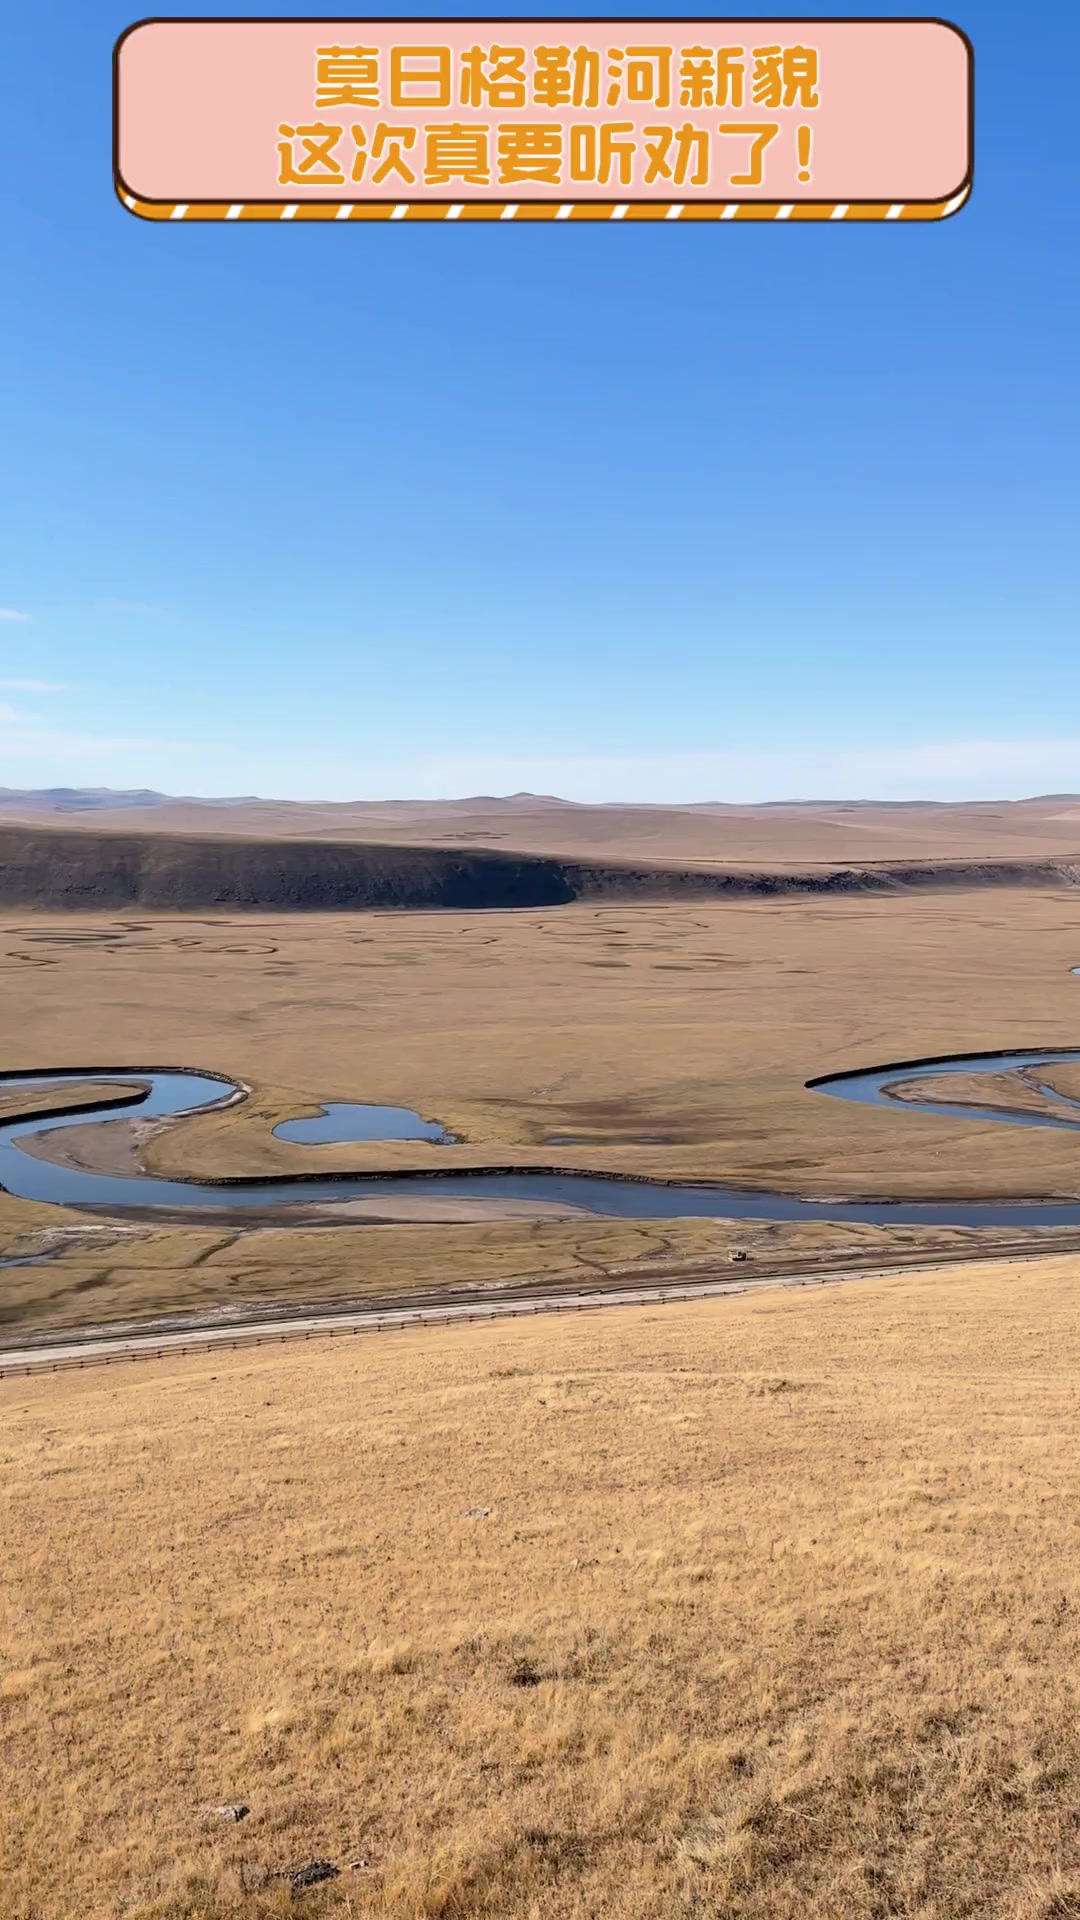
[0,823,1076,911]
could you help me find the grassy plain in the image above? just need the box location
[5,891,1080,1331]
[11,791,1080,865]
[0,1080,141,1124]
[4,1254,1080,1918]
[888,1065,1080,1121]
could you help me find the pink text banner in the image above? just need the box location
[115,17,974,223]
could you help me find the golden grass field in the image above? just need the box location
[4,1254,1080,1918]
[6,872,1080,1916]
[0,1080,138,1125]
[5,890,1080,1333]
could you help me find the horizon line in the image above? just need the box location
[3,785,1080,812]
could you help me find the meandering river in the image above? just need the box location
[6,1047,1080,1227]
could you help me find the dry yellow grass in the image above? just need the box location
[6,892,1080,1333]
[0,1213,983,1336]
[6,887,1076,1190]
[3,1209,1043,1339]
[887,1068,1073,1121]
[0,1080,140,1125]
[6,895,1080,1204]
[5,1255,1080,1918]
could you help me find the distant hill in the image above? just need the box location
[0,786,579,815]
[0,787,261,813]
[0,788,1078,870]
[2,785,1079,817]
[0,786,168,811]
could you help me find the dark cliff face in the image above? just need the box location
[0,825,1071,911]
[0,828,577,910]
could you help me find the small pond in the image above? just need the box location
[274,1103,455,1146]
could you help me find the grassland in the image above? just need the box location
[5,891,1080,1333]
[9,791,1080,866]
[0,1079,142,1124]
[5,819,1072,917]
[4,1253,1080,1917]
[887,1065,1080,1121]
[6,847,1080,1916]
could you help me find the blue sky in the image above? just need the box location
[1,1,1076,803]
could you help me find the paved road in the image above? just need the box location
[0,1257,1011,1377]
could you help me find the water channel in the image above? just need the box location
[5,1045,1080,1227]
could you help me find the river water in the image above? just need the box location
[5,1050,1080,1226]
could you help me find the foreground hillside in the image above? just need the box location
[4,1255,1080,1917]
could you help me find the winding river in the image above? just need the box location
[6,1048,1080,1227]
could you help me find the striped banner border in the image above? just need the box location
[117,183,971,223]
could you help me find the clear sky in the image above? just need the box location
[1,2,1076,803]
